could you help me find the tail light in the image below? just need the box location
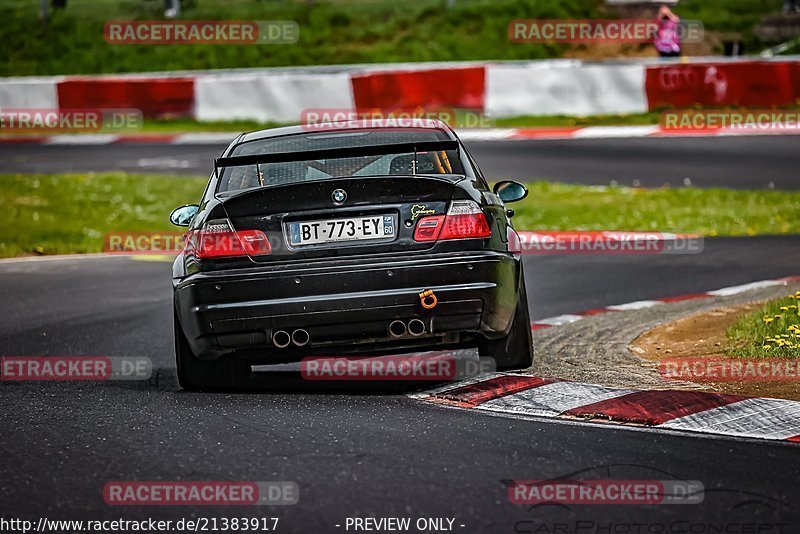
[413,215,445,242]
[186,219,271,259]
[413,200,491,242]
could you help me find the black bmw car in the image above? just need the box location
[170,119,533,390]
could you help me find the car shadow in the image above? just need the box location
[103,365,460,396]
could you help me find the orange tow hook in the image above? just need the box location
[419,289,438,310]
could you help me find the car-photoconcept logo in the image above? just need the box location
[331,188,347,205]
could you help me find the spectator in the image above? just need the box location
[784,0,800,14]
[654,4,681,58]
[165,0,180,19]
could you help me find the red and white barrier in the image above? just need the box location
[0,77,62,109]
[195,72,354,123]
[645,61,800,109]
[486,61,648,117]
[1,58,799,124]
[56,76,195,118]
[351,66,485,112]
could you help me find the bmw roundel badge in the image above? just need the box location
[332,188,347,205]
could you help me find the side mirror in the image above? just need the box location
[493,181,528,203]
[170,204,199,227]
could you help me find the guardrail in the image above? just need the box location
[1,57,798,123]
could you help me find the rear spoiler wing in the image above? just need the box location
[213,140,460,170]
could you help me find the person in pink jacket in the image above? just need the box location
[655,5,682,58]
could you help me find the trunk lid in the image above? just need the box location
[219,175,460,263]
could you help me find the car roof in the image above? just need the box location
[237,118,456,144]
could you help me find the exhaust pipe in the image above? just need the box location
[408,319,426,337]
[389,320,407,338]
[291,329,310,347]
[272,330,291,349]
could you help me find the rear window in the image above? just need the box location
[217,128,465,193]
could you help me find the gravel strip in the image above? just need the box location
[527,282,800,390]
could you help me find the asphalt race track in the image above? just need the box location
[2,237,800,529]
[1,135,797,189]
[1,135,799,530]
[469,136,799,190]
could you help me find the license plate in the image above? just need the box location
[287,215,396,246]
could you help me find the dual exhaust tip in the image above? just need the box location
[273,320,425,347]
[272,329,309,349]
[389,319,426,338]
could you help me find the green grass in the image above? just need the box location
[136,112,663,133]
[0,173,205,257]
[20,113,661,134]
[0,0,586,76]
[0,0,782,76]
[2,173,799,258]
[512,182,800,236]
[494,112,663,128]
[3,108,798,135]
[18,108,798,135]
[16,107,797,134]
[0,113,663,136]
[727,292,800,358]
[135,117,282,133]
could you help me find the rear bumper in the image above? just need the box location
[174,251,520,360]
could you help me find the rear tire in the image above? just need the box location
[479,273,534,371]
[174,311,248,391]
